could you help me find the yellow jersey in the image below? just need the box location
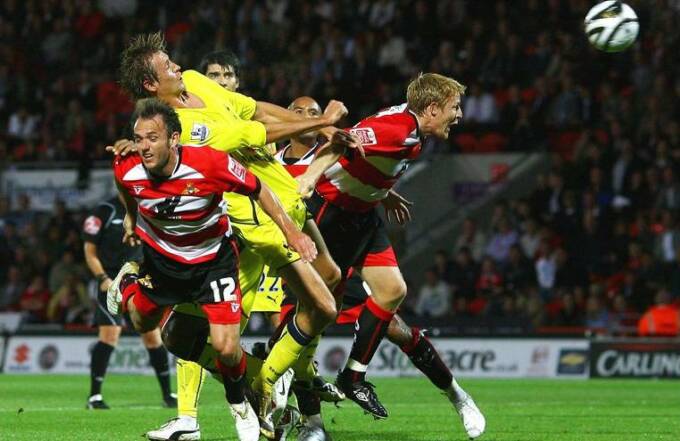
[178,70,300,222]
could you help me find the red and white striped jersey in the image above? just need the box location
[274,142,321,177]
[113,145,260,264]
[316,104,421,212]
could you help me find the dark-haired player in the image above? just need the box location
[109,98,318,441]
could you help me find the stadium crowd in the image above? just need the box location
[0,0,679,335]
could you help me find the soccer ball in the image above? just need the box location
[584,1,639,52]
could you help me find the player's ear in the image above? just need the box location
[169,131,180,146]
[143,78,158,94]
[426,101,440,117]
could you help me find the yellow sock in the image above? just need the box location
[254,317,312,395]
[245,352,264,384]
[176,359,205,418]
[292,335,320,383]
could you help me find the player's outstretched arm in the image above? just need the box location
[254,100,349,144]
[252,182,318,263]
[296,131,363,199]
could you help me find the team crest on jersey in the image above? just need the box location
[190,123,210,142]
[349,127,377,145]
[83,216,102,235]
[228,157,247,182]
[182,182,199,195]
[231,303,240,313]
[133,185,144,195]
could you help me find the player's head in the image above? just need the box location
[288,96,322,141]
[407,73,465,139]
[131,98,182,174]
[199,50,240,91]
[120,32,184,100]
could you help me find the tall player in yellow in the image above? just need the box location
[115,33,353,439]
[142,50,294,441]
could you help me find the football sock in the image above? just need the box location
[400,327,453,390]
[147,346,172,398]
[176,359,204,418]
[292,335,320,383]
[90,341,115,397]
[255,317,312,396]
[445,378,468,403]
[216,350,247,404]
[245,351,264,383]
[341,297,394,382]
[267,306,294,350]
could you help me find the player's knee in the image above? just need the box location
[212,337,239,362]
[316,298,337,324]
[161,312,209,361]
[380,278,407,304]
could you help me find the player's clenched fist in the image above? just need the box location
[323,99,348,124]
[285,231,317,263]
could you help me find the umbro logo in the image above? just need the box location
[133,185,144,195]
[355,392,369,402]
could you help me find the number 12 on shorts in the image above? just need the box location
[210,277,237,303]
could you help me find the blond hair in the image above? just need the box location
[119,32,167,100]
[407,73,466,115]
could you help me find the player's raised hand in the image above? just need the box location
[122,214,141,246]
[319,127,365,157]
[322,100,348,125]
[286,231,318,263]
[106,139,137,156]
[382,190,413,225]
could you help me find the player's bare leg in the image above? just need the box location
[254,260,336,439]
[336,266,406,419]
[108,264,259,441]
[386,315,486,439]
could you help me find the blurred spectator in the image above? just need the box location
[414,268,452,318]
[450,247,478,300]
[503,245,533,292]
[554,290,583,326]
[19,274,51,324]
[47,273,91,325]
[637,289,679,336]
[454,218,486,261]
[476,256,503,294]
[585,296,609,331]
[484,217,518,263]
[0,265,24,311]
[48,250,85,295]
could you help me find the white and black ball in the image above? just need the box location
[584,1,639,52]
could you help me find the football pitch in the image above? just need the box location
[0,375,678,441]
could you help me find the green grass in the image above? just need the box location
[0,375,679,440]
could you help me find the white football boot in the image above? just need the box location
[230,400,261,441]
[273,368,295,416]
[146,416,200,441]
[446,380,486,439]
[106,261,139,314]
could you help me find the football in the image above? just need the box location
[584,1,639,52]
